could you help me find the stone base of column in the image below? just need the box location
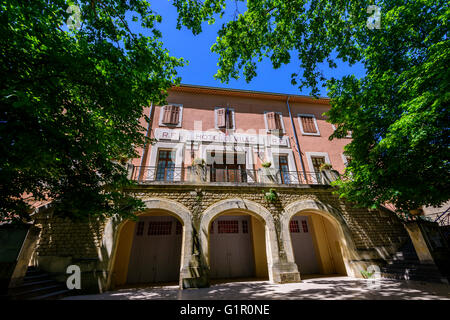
[271,261,301,283]
[180,266,210,289]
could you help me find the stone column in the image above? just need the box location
[404,220,436,264]
[270,211,301,283]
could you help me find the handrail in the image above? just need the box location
[128,165,340,186]
[434,207,450,226]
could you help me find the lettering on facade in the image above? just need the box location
[155,128,289,147]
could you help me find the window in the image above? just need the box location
[277,155,290,184]
[136,221,145,236]
[301,220,309,233]
[265,112,285,134]
[147,221,172,235]
[242,220,249,234]
[298,114,320,135]
[311,156,325,172]
[209,152,246,183]
[289,220,300,233]
[215,107,234,129]
[342,154,353,167]
[156,149,175,181]
[159,104,182,127]
[218,220,239,233]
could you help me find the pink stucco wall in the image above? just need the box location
[134,86,351,174]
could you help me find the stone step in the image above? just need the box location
[29,289,72,300]
[9,279,55,293]
[22,273,50,282]
[381,272,448,284]
[10,283,67,300]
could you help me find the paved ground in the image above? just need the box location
[63,277,450,300]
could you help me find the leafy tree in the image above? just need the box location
[174,0,449,212]
[1,0,183,222]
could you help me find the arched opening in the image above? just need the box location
[111,210,184,287]
[208,210,269,282]
[289,212,347,278]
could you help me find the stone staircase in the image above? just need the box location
[381,239,448,284]
[7,266,72,300]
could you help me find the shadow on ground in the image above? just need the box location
[63,277,450,300]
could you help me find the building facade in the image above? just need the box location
[32,85,410,293]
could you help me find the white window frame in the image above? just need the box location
[305,152,331,172]
[147,142,184,181]
[342,153,352,167]
[214,107,235,130]
[158,103,183,127]
[298,114,320,136]
[265,148,299,184]
[200,144,254,182]
[263,111,286,134]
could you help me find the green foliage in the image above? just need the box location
[360,269,375,279]
[261,161,272,168]
[176,0,450,212]
[319,163,333,171]
[263,189,278,203]
[1,0,184,222]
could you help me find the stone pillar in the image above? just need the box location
[270,215,301,283]
[181,202,210,289]
[404,221,436,264]
[8,225,42,289]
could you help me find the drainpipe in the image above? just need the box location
[138,102,154,181]
[286,96,307,181]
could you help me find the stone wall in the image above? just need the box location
[32,183,409,293]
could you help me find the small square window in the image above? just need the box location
[298,114,320,136]
[289,220,300,233]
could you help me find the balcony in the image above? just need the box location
[128,166,339,186]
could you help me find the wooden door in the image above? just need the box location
[127,216,182,284]
[290,216,320,274]
[209,215,255,279]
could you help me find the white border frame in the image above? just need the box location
[214,107,236,130]
[148,141,185,181]
[158,103,183,127]
[200,144,255,182]
[263,111,286,135]
[305,152,331,172]
[265,148,299,184]
[298,114,320,136]
[342,153,351,167]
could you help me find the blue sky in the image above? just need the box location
[135,1,366,97]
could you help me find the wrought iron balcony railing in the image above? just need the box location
[128,165,339,186]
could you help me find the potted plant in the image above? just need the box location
[319,163,339,184]
[260,161,278,183]
[261,161,272,168]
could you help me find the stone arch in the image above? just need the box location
[281,199,359,278]
[106,198,193,289]
[200,198,279,282]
